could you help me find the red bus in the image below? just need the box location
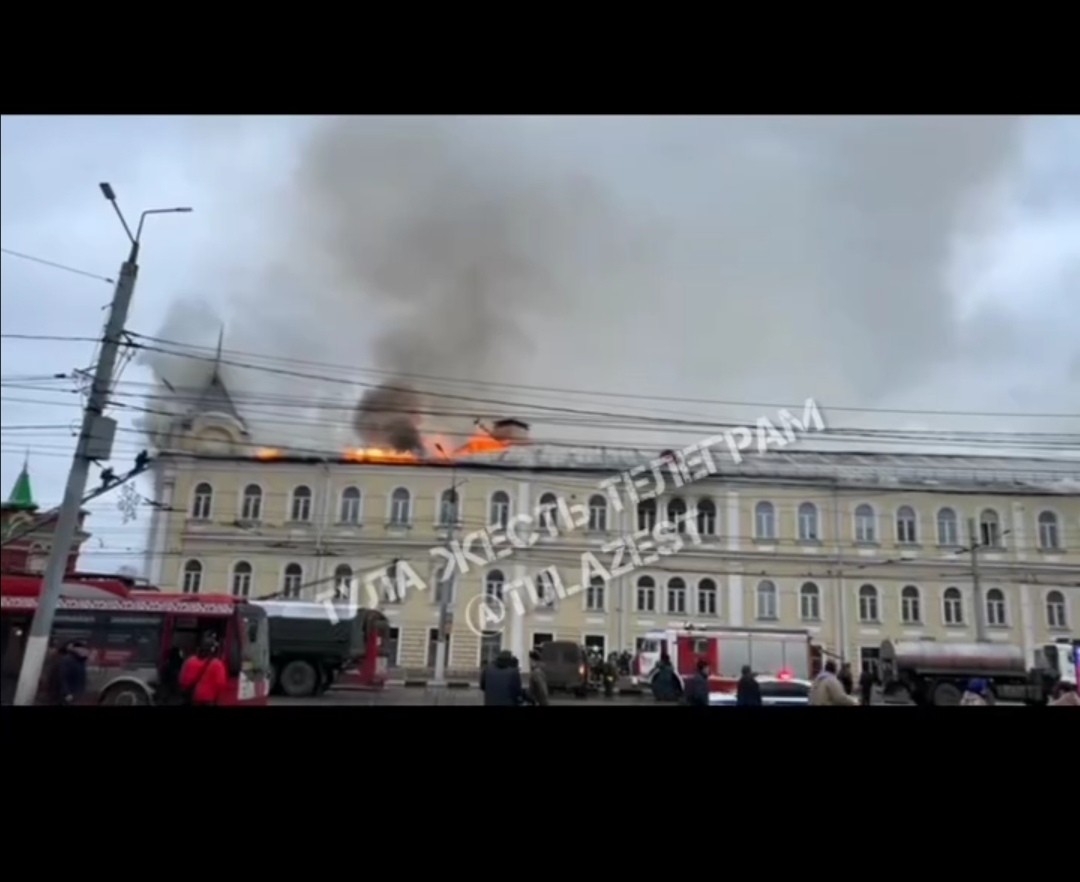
[0,572,270,706]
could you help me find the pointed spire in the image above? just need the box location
[6,455,36,510]
[213,324,225,374]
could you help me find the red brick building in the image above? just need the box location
[0,460,90,574]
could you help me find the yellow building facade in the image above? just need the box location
[144,399,1080,678]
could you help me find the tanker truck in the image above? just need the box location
[879,640,1067,706]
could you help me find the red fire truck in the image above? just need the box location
[0,572,270,705]
[633,623,821,698]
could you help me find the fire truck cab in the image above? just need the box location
[633,624,818,698]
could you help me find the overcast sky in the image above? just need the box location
[2,115,1077,575]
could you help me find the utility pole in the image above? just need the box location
[13,184,191,706]
[432,456,459,687]
[968,517,988,642]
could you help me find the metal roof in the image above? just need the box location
[459,444,1080,494]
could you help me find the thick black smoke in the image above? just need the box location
[353,384,425,452]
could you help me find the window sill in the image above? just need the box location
[756,615,779,622]
[895,542,922,550]
[753,537,778,544]
[854,541,880,548]
[858,620,881,626]
[1037,547,1067,554]
[796,538,822,546]
[385,523,413,531]
[800,617,822,624]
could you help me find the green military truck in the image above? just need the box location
[253,601,387,698]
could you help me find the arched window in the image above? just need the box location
[797,502,819,541]
[635,575,656,612]
[799,582,820,621]
[1045,589,1067,629]
[755,580,778,620]
[485,569,505,601]
[339,487,362,524]
[388,488,411,526]
[666,577,687,615]
[900,585,921,624]
[534,570,557,607]
[985,588,1007,627]
[282,563,303,598]
[333,564,353,599]
[754,501,776,540]
[538,493,558,532]
[438,488,459,526]
[979,509,1001,547]
[854,504,877,543]
[896,506,917,544]
[697,578,718,616]
[1037,511,1061,550]
[191,482,213,520]
[489,491,511,528]
[936,507,959,546]
[231,561,253,598]
[858,584,879,622]
[942,587,964,626]
[182,560,203,594]
[667,497,688,533]
[585,575,605,611]
[637,499,657,532]
[240,484,263,521]
[696,499,717,536]
[587,495,608,532]
[290,485,313,522]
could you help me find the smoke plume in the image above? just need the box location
[353,384,425,452]
[137,115,1079,455]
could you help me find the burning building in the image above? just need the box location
[143,371,1080,685]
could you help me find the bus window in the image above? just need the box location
[53,611,97,647]
[100,613,163,666]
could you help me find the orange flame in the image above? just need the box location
[342,428,509,464]
[254,448,282,460]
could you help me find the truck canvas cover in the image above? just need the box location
[255,601,371,662]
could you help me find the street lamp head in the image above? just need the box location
[99,182,117,201]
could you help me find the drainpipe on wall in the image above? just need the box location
[313,461,333,598]
[831,482,848,663]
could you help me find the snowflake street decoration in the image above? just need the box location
[118,484,140,524]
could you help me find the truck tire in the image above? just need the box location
[931,681,962,706]
[280,659,319,697]
[100,683,152,706]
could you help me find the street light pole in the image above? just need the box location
[12,184,191,706]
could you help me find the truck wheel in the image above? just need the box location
[931,682,962,706]
[100,684,151,706]
[280,660,319,697]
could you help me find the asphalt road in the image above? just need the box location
[273,687,652,706]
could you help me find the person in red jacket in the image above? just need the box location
[178,634,227,706]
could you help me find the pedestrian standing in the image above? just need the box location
[810,661,857,706]
[736,665,762,706]
[51,640,90,705]
[528,649,550,706]
[683,658,710,706]
[858,668,875,706]
[838,662,854,696]
[178,634,227,706]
